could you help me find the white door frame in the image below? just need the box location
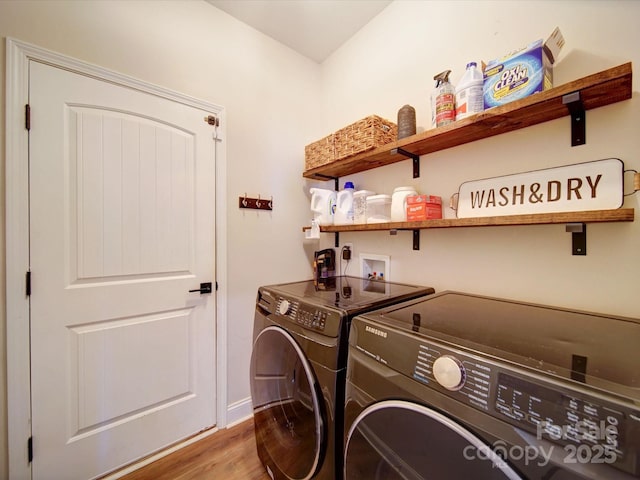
[5,37,229,479]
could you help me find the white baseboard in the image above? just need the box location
[226,397,253,427]
[103,427,220,479]
[104,398,254,479]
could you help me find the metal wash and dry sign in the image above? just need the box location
[455,158,624,218]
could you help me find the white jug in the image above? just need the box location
[391,186,417,222]
[310,188,336,226]
[334,181,355,225]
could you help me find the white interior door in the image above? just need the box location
[28,60,217,479]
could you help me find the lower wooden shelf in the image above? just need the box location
[304,208,634,233]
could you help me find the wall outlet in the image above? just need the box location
[360,253,390,281]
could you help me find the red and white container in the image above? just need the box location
[406,195,442,221]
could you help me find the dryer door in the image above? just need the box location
[250,325,325,480]
[345,400,523,480]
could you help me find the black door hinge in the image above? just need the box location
[25,104,31,131]
[215,281,219,291]
[26,271,31,296]
[28,436,33,463]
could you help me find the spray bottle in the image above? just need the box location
[431,70,455,128]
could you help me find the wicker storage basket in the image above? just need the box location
[334,115,397,161]
[304,134,335,170]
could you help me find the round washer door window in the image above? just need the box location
[250,325,324,480]
[345,400,523,480]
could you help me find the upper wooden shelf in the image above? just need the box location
[303,62,633,180]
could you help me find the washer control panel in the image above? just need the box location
[257,288,342,338]
[276,297,329,333]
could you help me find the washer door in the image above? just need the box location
[250,325,324,480]
[345,400,523,480]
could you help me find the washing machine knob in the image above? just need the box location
[278,299,291,315]
[433,355,465,390]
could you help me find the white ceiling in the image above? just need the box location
[207,0,393,63]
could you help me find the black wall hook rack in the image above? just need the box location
[239,194,273,211]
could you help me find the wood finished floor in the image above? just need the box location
[119,419,271,480]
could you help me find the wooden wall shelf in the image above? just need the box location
[311,209,634,232]
[303,63,632,180]
[305,208,634,252]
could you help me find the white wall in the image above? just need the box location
[318,0,640,318]
[2,0,640,476]
[0,0,319,475]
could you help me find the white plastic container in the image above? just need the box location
[310,188,336,226]
[334,181,355,225]
[456,62,484,120]
[366,194,392,223]
[353,190,376,224]
[391,186,417,222]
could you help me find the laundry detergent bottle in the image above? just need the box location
[431,69,455,128]
[334,181,355,225]
[310,188,336,226]
[456,61,484,120]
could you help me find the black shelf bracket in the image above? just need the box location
[313,173,339,190]
[391,228,420,250]
[566,223,587,255]
[562,92,586,146]
[392,148,421,178]
[334,232,340,248]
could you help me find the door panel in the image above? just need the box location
[70,106,194,279]
[29,61,216,479]
[69,309,194,435]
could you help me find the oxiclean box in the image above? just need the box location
[483,27,564,109]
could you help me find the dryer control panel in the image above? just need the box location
[351,316,640,477]
[495,372,627,467]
